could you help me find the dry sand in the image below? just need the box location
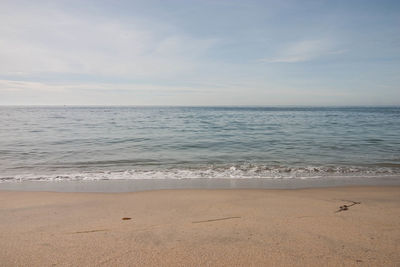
[0,186,399,266]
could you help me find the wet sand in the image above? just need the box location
[0,186,399,266]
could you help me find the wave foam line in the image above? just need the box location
[1,165,400,182]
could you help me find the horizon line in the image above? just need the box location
[1,104,399,108]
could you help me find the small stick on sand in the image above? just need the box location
[73,229,109,234]
[335,200,361,213]
[192,216,241,223]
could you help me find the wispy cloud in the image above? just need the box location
[260,39,346,63]
[0,4,218,78]
[0,79,207,93]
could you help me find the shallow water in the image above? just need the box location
[0,106,399,181]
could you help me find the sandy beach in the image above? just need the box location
[0,186,399,266]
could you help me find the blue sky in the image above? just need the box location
[0,0,399,105]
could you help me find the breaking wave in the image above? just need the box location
[2,164,400,182]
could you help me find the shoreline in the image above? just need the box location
[1,186,399,266]
[1,175,400,192]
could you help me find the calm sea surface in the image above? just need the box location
[0,106,399,182]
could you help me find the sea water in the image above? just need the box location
[0,106,399,182]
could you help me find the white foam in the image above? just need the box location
[1,165,399,182]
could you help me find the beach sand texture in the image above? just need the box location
[0,186,399,266]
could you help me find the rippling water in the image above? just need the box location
[0,106,399,181]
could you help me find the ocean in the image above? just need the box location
[1,106,399,182]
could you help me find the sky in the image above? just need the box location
[0,0,399,106]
